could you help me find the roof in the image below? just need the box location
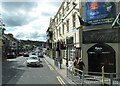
[4,34,19,42]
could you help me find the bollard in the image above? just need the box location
[82,71,84,85]
[102,66,105,86]
[60,63,61,69]
[110,74,113,86]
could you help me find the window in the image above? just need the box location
[57,29,58,38]
[62,24,64,35]
[66,2,69,11]
[55,17,58,24]
[59,12,62,21]
[57,18,58,24]
[59,27,61,36]
[67,19,69,32]
[72,13,76,27]
[62,7,64,16]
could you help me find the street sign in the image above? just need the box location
[112,12,120,28]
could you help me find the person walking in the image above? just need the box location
[68,58,74,74]
[74,57,79,75]
[77,58,85,78]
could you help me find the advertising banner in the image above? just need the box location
[86,1,116,25]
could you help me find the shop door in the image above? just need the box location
[87,44,116,73]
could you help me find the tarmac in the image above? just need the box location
[44,55,76,85]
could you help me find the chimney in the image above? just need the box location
[8,33,13,37]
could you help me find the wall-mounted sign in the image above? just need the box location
[112,12,120,28]
[86,2,116,25]
[95,47,102,50]
[71,27,76,33]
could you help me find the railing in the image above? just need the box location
[67,67,120,86]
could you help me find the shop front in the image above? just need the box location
[82,28,120,73]
[87,43,116,73]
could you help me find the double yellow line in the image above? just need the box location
[44,59,54,71]
[57,76,66,86]
[44,59,66,86]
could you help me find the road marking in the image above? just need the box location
[48,64,54,70]
[44,59,49,64]
[57,76,66,86]
[57,76,63,85]
[23,61,26,65]
[44,59,54,71]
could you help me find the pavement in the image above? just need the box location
[44,55,75,85]
[44,55,120,86]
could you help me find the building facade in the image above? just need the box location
[3,33,20,59]
[81,2,120,74]
[47,0,82,67]
[47,0,120,74]
[0,19,5,61]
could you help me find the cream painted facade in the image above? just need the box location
[53,0,81,44]
[50,0,83,66]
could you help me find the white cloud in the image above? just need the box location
[3,1,62,41]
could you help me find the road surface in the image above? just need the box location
[2,56,68,85]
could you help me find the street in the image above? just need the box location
[2,56,68,85]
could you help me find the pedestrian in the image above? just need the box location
[74,57,79,75]
[68,58,74,73]
[77,58,85,78]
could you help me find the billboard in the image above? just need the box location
[86,2,116,25]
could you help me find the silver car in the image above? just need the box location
[26,55,40,67]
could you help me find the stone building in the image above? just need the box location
[47,0,120,74]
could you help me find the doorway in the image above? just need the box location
[87,44,116,73]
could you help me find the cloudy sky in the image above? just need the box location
[0,0,62,42]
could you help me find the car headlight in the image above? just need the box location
[27,62,31,64]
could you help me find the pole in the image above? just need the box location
[102,66,105,86]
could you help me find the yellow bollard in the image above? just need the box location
[102,66,105,86]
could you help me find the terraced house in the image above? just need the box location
[0,19,5,61]
[47,0,120,74]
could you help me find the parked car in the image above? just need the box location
[18,52,24,56]
[7,52,16,59]
[38,52,44,58]
[31,52,36,55]
[23,53,29,57]
[26,55,40,67]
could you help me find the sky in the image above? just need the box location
[0,0,62,42]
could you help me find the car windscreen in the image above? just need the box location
[29,57,38,59]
